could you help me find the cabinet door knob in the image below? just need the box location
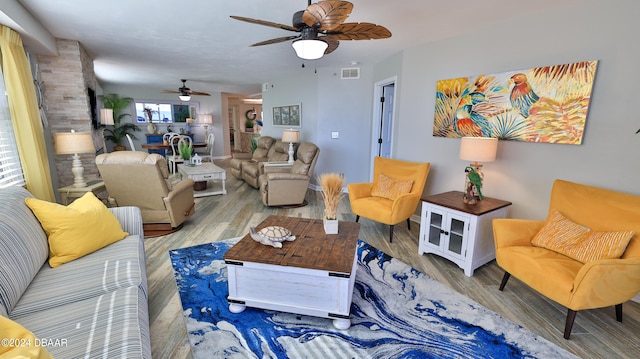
[440,229,449,235]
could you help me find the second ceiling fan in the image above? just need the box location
[231,0,391,60]
[162,79,211,101]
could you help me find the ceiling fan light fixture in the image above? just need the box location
[178,94,191,101]
[292,39,328,60]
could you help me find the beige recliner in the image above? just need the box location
[243,140,291,188]
[259,142,319,207]
[96,151,195,234]
[229,136,275,180]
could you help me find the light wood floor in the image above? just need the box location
[146,159,640,359]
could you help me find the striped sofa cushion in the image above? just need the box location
[0,187,49,317]
[10,235,148,318]
[12,285,151,359]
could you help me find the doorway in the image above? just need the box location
[370,77,397,176]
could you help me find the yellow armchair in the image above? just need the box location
[348,157,430,243]
[494,179,640,339]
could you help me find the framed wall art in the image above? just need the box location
[432,60,598,145]
[272,103,301,127]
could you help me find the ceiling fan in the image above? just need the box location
[162,79,211,101]
[230,0,391,60]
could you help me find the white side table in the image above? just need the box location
[57,180,107,205]
[418,191,511,276]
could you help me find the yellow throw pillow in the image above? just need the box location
[25,192,128,268]
[371,173,414,200]
[559,230,634,263]
[531,209,588,249]
[531,209,634,263]
[0,316,54,359]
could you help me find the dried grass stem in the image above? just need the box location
[319,173,344,220]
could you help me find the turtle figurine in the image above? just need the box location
[249,226,296,248]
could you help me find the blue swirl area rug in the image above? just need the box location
[169,238,577,359]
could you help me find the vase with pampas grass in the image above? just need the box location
[319,173,344,234]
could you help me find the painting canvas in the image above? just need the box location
[173,104,190,122]
[433,61,598,144]
[273,104,301,127]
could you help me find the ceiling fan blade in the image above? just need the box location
[251,35,300,47]
[322,37,340,54]
[325,22,392,40]
[230,16,300,32]
[188,91,211,96]
[303,1,353,31]
[162,90,181,94]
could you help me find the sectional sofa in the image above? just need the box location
[0,187,150,358]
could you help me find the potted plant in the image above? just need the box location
[319,173,345,234]
[102,94,141,150]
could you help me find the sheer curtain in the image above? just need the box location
[0,65,25,187]
[0,25,54,201]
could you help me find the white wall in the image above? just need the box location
[389,0,640,219]
[264,0,640,221]
[261,65,375,186]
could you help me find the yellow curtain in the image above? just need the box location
[0,25,54,201]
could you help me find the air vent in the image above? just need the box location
[341,68,360,79]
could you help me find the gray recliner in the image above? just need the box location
[96,151,195,233]
[259,142,319,207]
[229,136,275,180]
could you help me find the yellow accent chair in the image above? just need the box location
[493,179,640,339]
[348,157,430,243]
[96,151,195,236]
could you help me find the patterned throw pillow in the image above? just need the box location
[531,209,634,263]
[531,209,589,249]
[558,230,634,263]
[371,173,413,200]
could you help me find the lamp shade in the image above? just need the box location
[282,129,300,144]
[179,95,191,102]
[291,39,328,60]
[100,108,114,125]
[55,131,96,155]
[459,137,498,163]
[198,114,213,124]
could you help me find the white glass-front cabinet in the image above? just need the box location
[418,192,512,277]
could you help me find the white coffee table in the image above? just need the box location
[177,162,227,197]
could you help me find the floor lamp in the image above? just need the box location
[55,130,96,188]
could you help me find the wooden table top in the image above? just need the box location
[421,191,512,216]
[224,215,360,274]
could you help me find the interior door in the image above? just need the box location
[377,83,394,158]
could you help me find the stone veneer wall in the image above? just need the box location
[37,39,99,188]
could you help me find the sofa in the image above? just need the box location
[242,140,291,188]
[230,135,275,180]
[494,179,640,339]
[0,186,151,358]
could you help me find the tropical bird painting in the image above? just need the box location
[433,61,598,144]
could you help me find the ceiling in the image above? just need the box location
[12,0,579,96]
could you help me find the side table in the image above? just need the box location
[418,191,511,276]
[57,179,107,205]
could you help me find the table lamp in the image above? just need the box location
[199,114,213,138]
[281,129,300,164]
[55,130,96,187]
[459,136,498,204]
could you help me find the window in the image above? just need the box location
[0,66,25,188]
[135,102,198,124]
